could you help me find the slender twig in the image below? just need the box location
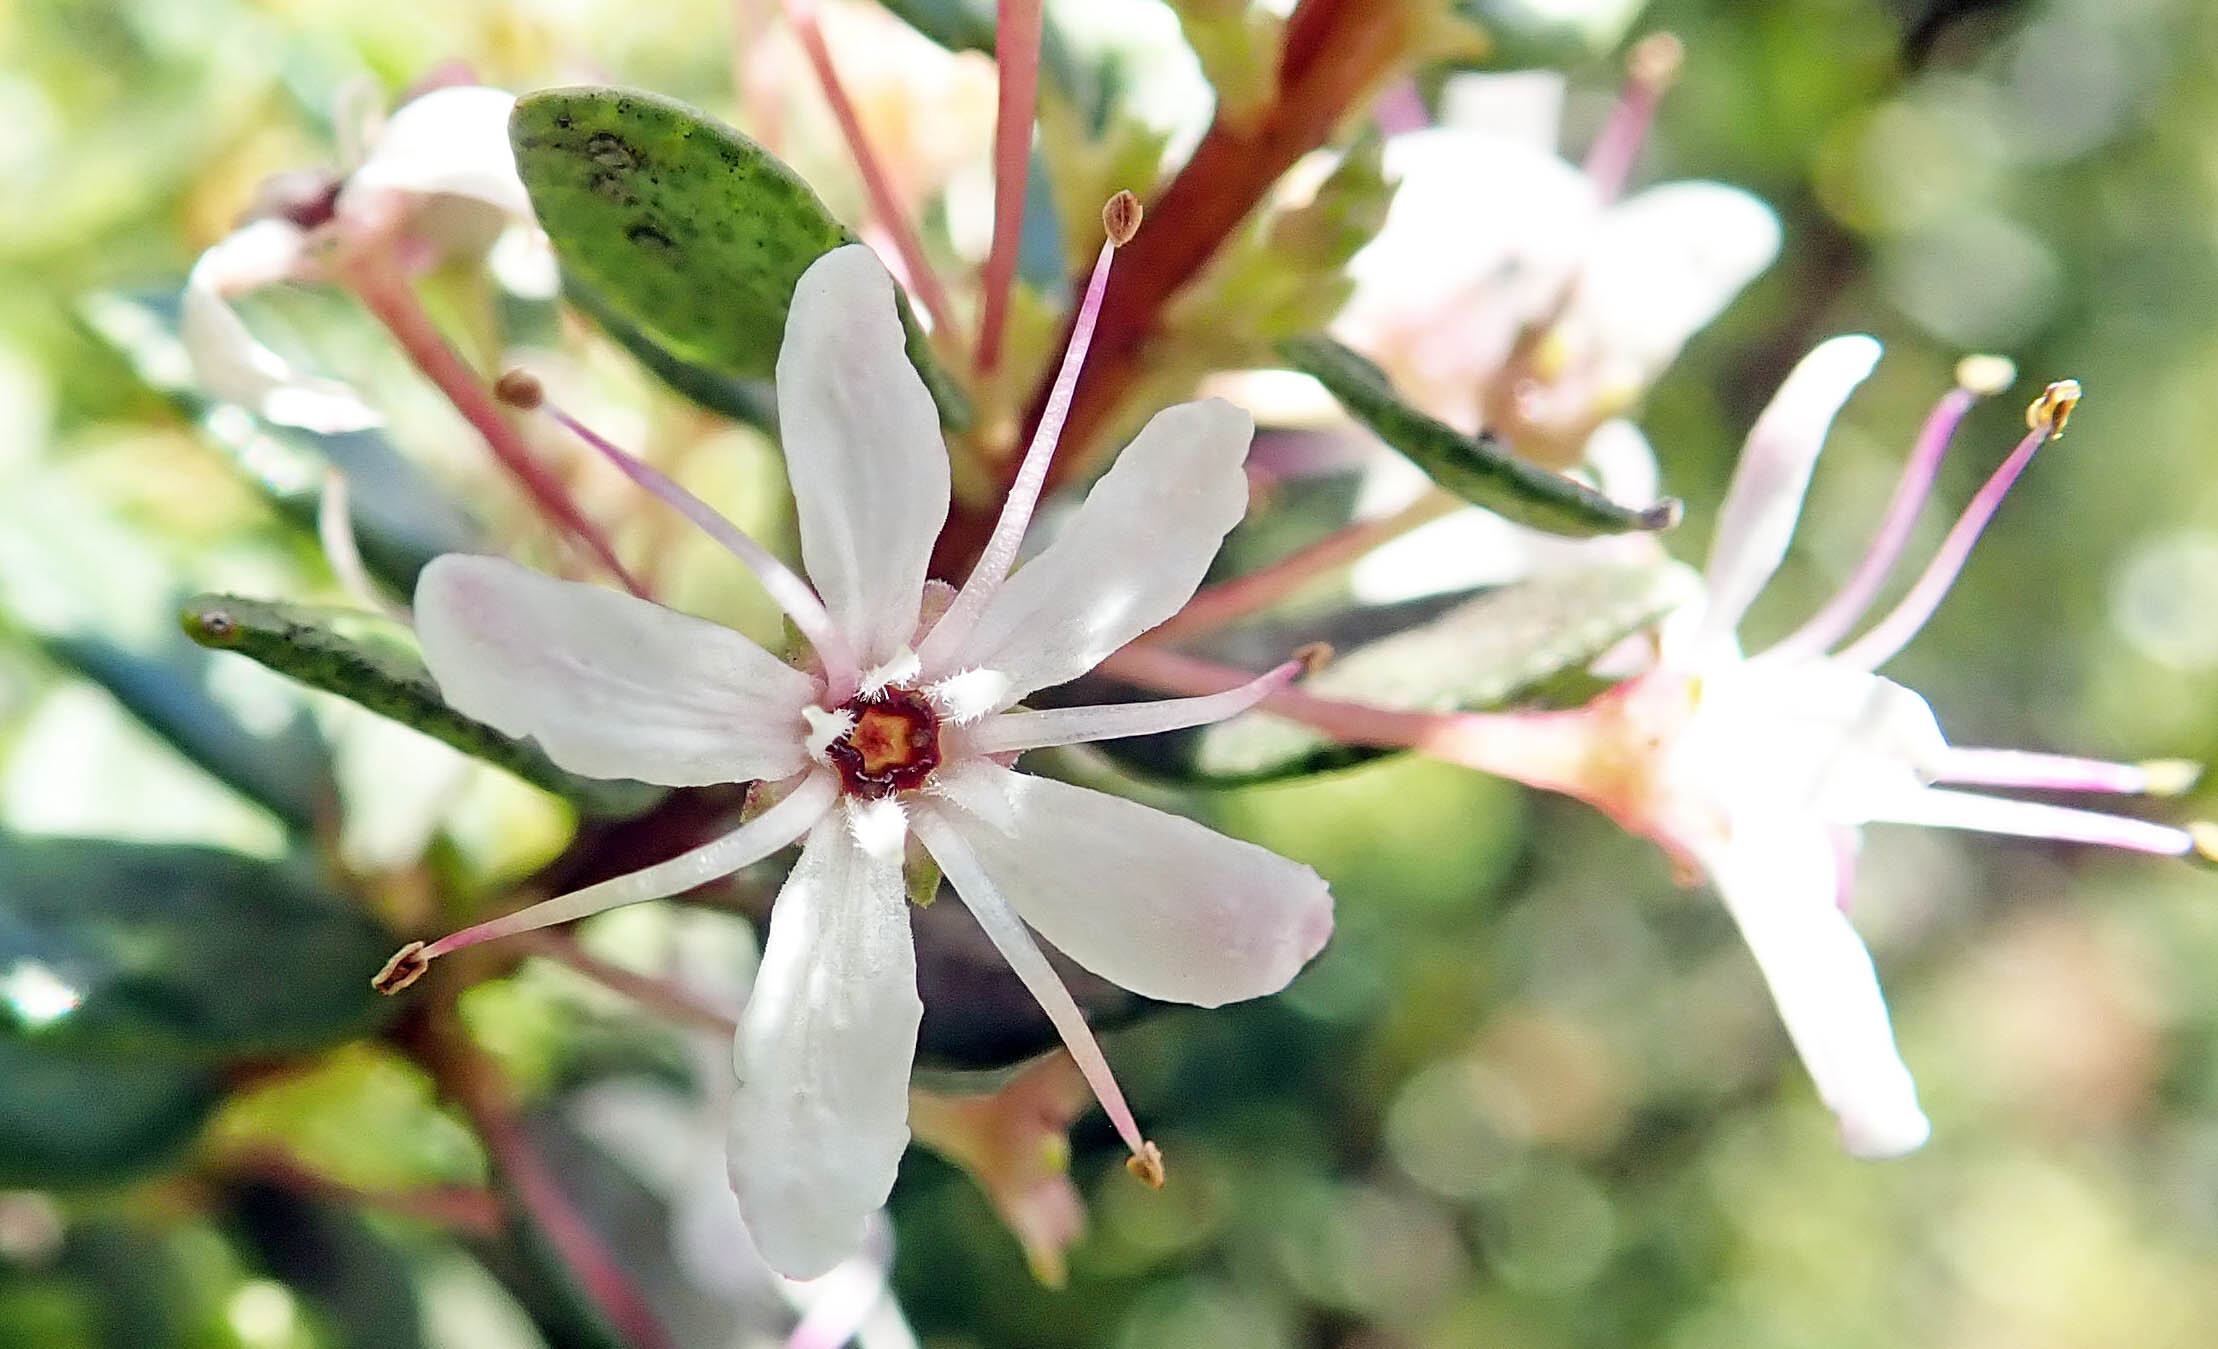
[225,1146,503,1236]
[341,253,647,596]
[975,0,1045,373]
[775,0,961,338]
[512,928,741,1036]
[731,0,787,152]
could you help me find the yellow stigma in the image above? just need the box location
[2139,759,2203,797]
[2026,379,2082,436]
[1955,354,2016,396]
[2189,821,2218,866]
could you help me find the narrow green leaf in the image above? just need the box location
[0,1038,221,1187]
[76,290,483,594]
[1279,334,1682,537]
[562,270,778,430]
[1141,560,1700,783]
[179,595,663,820]
[0,834,396,1055]
[511,87,970,429]
[231,1185,429,1349]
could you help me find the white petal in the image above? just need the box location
[1697,817,1929,1159]
[345,86,534,220]
[729,809,921,1279]
[1571,182,1780,389]
[777,245,950,668]
[182,220,384,434]
[929,761,1332,1006]
[1698,335,1882,647]
[938,399,1251,707]
[1436,70,1567,146]
[1678,660,1945,824]
[413,554,815,786]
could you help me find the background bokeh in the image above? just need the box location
[6,0,2218,1345]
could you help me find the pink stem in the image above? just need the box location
[1930,748,2199,797]
[777,0,960,340]
[1839,422,2052,671]
[1582,33,1683,202]
[343,259,647,596]
[730,0,787,152]
[975,0,1045,373]
[511,930,740,1035]
[1766,388,1977,662]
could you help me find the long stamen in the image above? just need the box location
[916,193,1138,676]
[1839,381,2078,671]
[1931,748,2203,798]
[909,809,1162,1185]
[316,469,411,622]
[974,0,1045,373]
[1582,32,1684,203]
[964,658,1310,757]
[374,773,837,993]
[494,372,861,698]
[1768,356,2014,663]
[1867,786,2200,857]
[774,0,959,338]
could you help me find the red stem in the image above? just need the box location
[976,0,1045,373]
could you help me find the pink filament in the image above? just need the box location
[975,0,1045,373]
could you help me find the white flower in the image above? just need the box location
[389,243,1333,1278]
[182,84,534,433]
[1439,336,2206,1157]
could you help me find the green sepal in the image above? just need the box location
[1279,334,1683,537]
[179,594,663,820]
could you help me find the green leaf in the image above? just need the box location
[1279,335,1683,537]
[0,1038,220,1187]
[1142,559,1700,783]
[562,270,778,430]
[75,290,483,594]
[0,833,396,1054]
[511,87,971,430]
[180,594,663,821]
[232,1185,429,1349]
[38,626,336,834]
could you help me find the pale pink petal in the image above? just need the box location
[343,85,533,220]
[414,554,815,786]
[730,808,921,1280]
[1571,182,1780,391]
[777,245,950,668]
[182,219,384,433]
[1695,817,1929,1159]
[1697,336,1882,648]
[931,399,1251,707]
[927,761,1332,1006]
[960,661,1299,758]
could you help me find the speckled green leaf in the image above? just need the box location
[512,87,969,429]
[562,269,778,430]
[0,833,394,1055]
[0,1039,220,1187]
[1280,335,1682,537]
[1137,559,1700,783]
[179,594,663,820]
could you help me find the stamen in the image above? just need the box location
[1864,786,2197,858]
[497,371,861,699]
[1930,748,2202,798]
[916,193,1138,676]
[910,809,1160,1171]
[1839,386,2075,670]
[975,0,1045,373]
[1582,32,1684,203]
[373,772,837,991]
[1767,358,2012,662]
[316,469,411,622]
[965,660,1303,757]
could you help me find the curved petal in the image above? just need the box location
[346,85,533,219]
[935,399,1252,706]
[183,220,384,434]
[1696,817,1929,1159]
[777,246,950,668]
[1697,335,1882,650]
[729,808,921,1279]
[1573,182,1780,388]
[414,554,815,786]
[927,760,1332,1006]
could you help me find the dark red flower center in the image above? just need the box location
[823,687,942,798]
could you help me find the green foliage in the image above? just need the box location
[0,1039,221,1187]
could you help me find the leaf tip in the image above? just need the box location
[180,599,242,649]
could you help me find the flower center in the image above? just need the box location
[823,687,942,798]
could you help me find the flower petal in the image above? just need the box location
[728,808,921,1279]
[182,220,385,434]
[344,85,534,220]
[777,245,950,667]
[1697,335,1882,649]
[1696,816,1929,1159]
[936,399,1252,706]
[413,554,814,786]
[1572,182,1779,392]
[927,761,1332,1006]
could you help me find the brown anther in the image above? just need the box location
[1628,32,1685,89]
[1294,642,1334,677]
[1103,190,1143,247]
[373,941,430,994]
[1125,1140,1166,1189]
[493,369,545,410]
[2026,379,2081,436]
